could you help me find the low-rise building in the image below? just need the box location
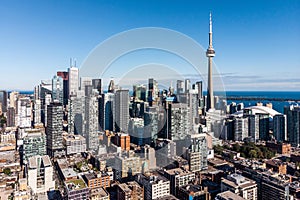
[65,178,89,200]
[215,191,246,200]
[63,134,87,155]
[90,187,110,200]
[163,168,195,196]
[117,181,144,200]
[221,173,257,200]
[177,184,210,200]
[82,172,110,189]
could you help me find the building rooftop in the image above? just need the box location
[83,172,109,180]
[216,191,246,200]
[65,178,87,191]
[90,187,109,197]
[156,194,179,200]
[165,168,194,176]
[28,155,51,169]
[61,168,77,180]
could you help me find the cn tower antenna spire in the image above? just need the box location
[210,12,212,33]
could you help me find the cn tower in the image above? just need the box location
[206,12,215,111]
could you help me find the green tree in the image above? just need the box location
[232,143,240,152]
[249,150,257,159]
[3,168,11,175]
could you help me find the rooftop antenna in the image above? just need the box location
[74,59,77,68]
[70,58,72,68]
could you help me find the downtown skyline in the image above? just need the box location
[0,0,300,91]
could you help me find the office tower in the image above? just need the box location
[184,79,191,93]
[176,80,184,94]
[57,71,69,105]
[9,91,19,109]
[22,128,46,164]
[148,78,154,106]
[108,79,115,93]
[258,113,270,140]
[206,13,215,111]
[80,77,92,90]
[52,75,64,104]
[285,105,300,147]
[176,80,185,103]
[43,94,52,127]
[16,97,32,128]
[46,102,65,157]
[7,107,15,127]
[133,84,146,101]
[229,102,237,114]
[27,155,55,194]
[68,66,79,97]
[85,94,99,151]
[234,117,249,141]
[273,114,287,142]
[136,173,170,200]
[248,115,259,142]
[102,93,114,131]
[92,78,102,94]
[114,90,129,133]
[129,117,144,145]
[221,174,257,200]
[183,133,208,172]
[0,90,8,112]
[144,106,159,144]
[68,96,85,135]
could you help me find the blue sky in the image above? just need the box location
[0,0,299,91]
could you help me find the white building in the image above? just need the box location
[27,155,55,194]
[68,67,79,97]
[16,97,32,128]
[136,173,170,200]
[221,173,257,200]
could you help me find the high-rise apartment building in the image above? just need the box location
[183,133,208,172]
[285,105,300,147]
[22,128,46,164]
[273,114,287,142]
[0,90,8,112]
[234,117,249,141]
[85,94,99,151]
